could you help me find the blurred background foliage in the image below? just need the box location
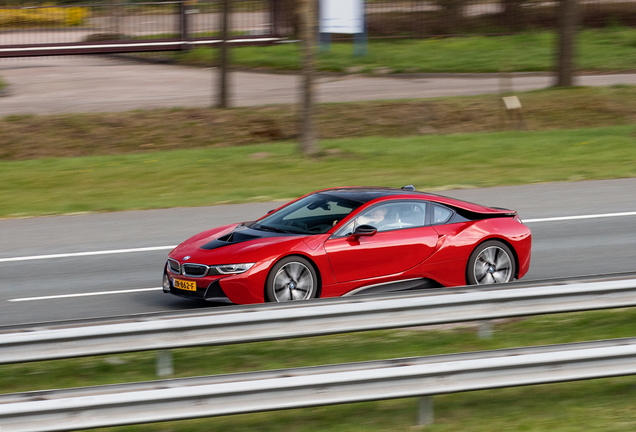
[0,5,88,26]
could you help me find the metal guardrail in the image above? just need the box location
[1,337,636,432]
[2,277,636,364]
[0,36,282,57]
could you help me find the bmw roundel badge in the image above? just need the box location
[183,256,191,261]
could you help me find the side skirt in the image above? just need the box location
[344,278,443,297]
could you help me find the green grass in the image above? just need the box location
[1,125,636,218]
[0,75,6,92]
[156,29,636,73]
[9,85,636,162]
[3,86,636,218]
[2,308,635,431]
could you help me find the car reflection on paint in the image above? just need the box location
[163,185,531,304]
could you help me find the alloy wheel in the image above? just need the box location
[473,245,513,284]
[272,261,315,301]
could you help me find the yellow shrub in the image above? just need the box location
[65,7,88,26]
[0,6,89,28]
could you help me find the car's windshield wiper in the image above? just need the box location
[255,225,295,234]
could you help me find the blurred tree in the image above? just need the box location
[218,0,231,108]
[299,0,317,155]
[557,0,577,86]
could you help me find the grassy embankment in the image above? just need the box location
[2,86,636,218]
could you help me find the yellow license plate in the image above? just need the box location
[174,279,197,291]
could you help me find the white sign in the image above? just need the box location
[502,96,522,110]
[320,0,364,34]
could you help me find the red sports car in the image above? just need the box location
[163,186,531,304]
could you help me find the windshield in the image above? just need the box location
[253,193,363,235]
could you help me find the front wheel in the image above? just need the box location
[467,241,516,285]
[266,256,319,302]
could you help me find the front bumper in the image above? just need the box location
[163,257,272,304]
[163,269,232,303]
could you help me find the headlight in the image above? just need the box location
[208,263,255,275]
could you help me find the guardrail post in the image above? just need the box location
[156,349,174,377]
[478,320,493,339]
[417,396,434,426]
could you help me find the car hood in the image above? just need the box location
[169,223,310,265]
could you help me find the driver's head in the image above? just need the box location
[371,207,388,220]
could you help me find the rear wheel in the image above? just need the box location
[266,256,319,302]
[467,241,516,285]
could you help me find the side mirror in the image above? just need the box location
[347,224,377,241]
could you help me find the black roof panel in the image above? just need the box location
[318,187,425,204]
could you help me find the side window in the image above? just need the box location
[432,205,453,224]
[338,201,427,236]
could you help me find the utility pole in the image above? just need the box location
[217,0,231,108]
[299,0,318,155]
[556,0,577,87]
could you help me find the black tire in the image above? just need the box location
[265,256,319,302]
[466,240,516,285]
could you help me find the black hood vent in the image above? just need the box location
[217,231,261,244]
[200,226,295,251]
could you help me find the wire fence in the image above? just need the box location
[0,0,273,49]
[264,0,636,40]
[2,0,636,55]
[361,0,636,38]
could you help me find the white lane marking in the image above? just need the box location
[523,211,636,224]
[0,246,177,263]
[8,287,163,302]
[1,211,635,264]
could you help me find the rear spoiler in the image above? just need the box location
[452,206,518,221]
[489,207,518,217]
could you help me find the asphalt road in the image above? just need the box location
[1,178,635,327]
[3,56,636,115]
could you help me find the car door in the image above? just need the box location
[323,201,439,283]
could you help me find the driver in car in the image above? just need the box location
[357,206,390,229]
